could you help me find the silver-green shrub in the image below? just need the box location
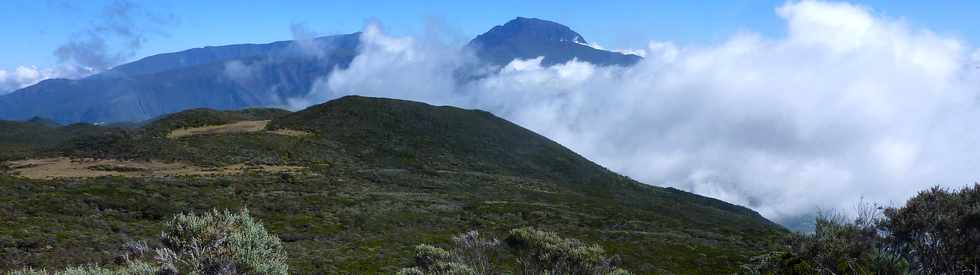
[507,227,631,275]
[399,229,631,275]
[397,231,500,275]
[5,209,288,275]
[5,262,156,275]
[155,208,288,274]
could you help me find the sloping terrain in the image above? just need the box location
[0,34,360,124]
[0,96,784,274]
[468,17,643,67]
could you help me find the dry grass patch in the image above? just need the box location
[267,128,312,137]
[167,120,311,139]
[5,157,306,180]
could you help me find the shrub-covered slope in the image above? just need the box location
[0,96,786,274]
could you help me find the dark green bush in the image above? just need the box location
[746,184,980,274]
[881,184,980,274]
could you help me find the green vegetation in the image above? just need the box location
[5,209,286,275]
[1,96,786,273]
[506,227,631,275]
[398,228,631,275]
[742,184,980,274]
[0,120,112,162]
[398,231,499,275]
[154,209,288,274]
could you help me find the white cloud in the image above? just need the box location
[223,60,257,83]
[0,65,97,95]
[290,0,980,226]
[1,66,45,94]
[578,40,648,57]
[0,66,55,94]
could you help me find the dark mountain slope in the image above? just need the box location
[269,96,604,181]
[1,96,784,273]
[101,34,361,78]
[270,96,774,225]
[468,17,642,67]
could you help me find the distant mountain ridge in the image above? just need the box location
[101,34,361,78]
[468,17,642,67]
[0,17,641,124]
[0,34,361,123]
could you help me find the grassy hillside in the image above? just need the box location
[0,96,786,274]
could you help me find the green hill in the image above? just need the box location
[0,96,785,274]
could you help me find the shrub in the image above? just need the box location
[741,208,909,275]
[507,227,631,275]
[154,208,289,274]
[397,231,500,275]
[5,262,156,275]
[881,184,980,273]
[6,209,288,275]
[399,228,631,275]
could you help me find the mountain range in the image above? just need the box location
[0,17,642,124]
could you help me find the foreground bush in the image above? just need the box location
[745,183,980,275]
[6,264,154,275]
[397,231,500,275]
[154,209,289,274]
[881,184,980,274]
[740,214,908,275]
[507,227,630,275]
[399,228,631,275]
[6,209,287,275]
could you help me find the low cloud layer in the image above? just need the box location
[0,65,93,94]
[290,1,980,226]
[0,66,47,94]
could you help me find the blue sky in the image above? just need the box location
[2,0,980,69]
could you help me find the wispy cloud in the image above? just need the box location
[52,0,175,72]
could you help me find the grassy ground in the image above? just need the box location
[0,96,787,274]
[166,120,310,139]
[0,169,782,274]
[6,157,305,179]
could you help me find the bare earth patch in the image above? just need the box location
[266,128,312,137]
[167,120,311,139]
[6,158,305,180]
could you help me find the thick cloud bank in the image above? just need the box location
[291,1,980,226]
